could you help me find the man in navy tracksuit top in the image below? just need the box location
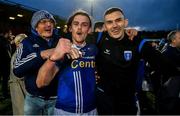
[13,10,59,115]
[36,10,98,115]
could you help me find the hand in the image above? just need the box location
[40,48,54,60]
[126,28,138,41]
[50,38,72,61]
[67,48,82,59]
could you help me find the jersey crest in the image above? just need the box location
[124,50,132,61]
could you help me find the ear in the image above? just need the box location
[172,38,176,44]
[124,19,128,27]
[68,26,72,32]
[103,24,106,31]
[88,27,92,34]
[104,24,108,31]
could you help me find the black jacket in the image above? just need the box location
[87,32,178,100]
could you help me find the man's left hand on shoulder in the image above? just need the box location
[125,28,138,41]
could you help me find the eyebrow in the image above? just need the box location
[117,15,124,19]
[105,15,124,21]
[72,21,89,24]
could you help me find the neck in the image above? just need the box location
[117,32,125,41]
[73,40,86,48]
[170,43,176,47]
[41,36,51,42]
[45,38,51,42]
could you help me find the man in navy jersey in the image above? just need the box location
[36,10,98,115]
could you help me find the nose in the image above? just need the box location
[46,21,52,26]
[112,21,118,27]
[77,24,82,30]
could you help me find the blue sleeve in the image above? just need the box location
[13,40,44,77]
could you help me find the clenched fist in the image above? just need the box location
[50,38,72,61]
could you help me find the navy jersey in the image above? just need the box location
[55,44,98,113]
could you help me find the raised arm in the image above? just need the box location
[36,59,59,88]
[36,38,71,88]
[36,38,81,88]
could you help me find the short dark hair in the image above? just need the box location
[104,7,125,18]
[67,9,92,31]
[94,21,104,31]
[167,30,179,43]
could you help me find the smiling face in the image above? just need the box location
[69,14,91,45]
[104,11,128,39]
[36,19,55,40]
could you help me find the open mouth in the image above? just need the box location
[112,30,120,34]
[112,27,121,34]
[44,28,52,33]
[76,32,82,35]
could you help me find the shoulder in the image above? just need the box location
[21,36,32,46]
[86,33,96,44]
[84,43,98,55]
[86,43,97,48]
[163,46,178,55]
[131,32,143,45]
[18,36,36,51]
[86,32,107,44]
[84,43,97,50]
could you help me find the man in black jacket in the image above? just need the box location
[87,7,179,115]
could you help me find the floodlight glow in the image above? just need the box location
[9,17,15,20]
[17,14,23,17]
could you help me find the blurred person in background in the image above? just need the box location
[0,28,12,99]
[158,30,180,114]
[94,21,105,32]
[9,34,27,115]
[163,30,180,69]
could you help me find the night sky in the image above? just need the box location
[8,0,180,31]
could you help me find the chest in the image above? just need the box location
[99,39,138,65]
